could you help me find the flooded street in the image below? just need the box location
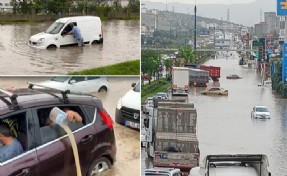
[141,52,287,175]
[0,76,140,176]
[0,20,140,75]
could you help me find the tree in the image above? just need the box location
[141,50,160,85]
[178,46,196,65]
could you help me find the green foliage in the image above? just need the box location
[141,78,170,104]
[178,46,196,64]
[141,50,160,78]
[68,60,140,75]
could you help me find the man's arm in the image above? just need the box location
[65,110,83,123]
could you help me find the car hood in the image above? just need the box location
[30,32,55,41]
[36,81,66,90]
[121,89,140,110]
[255,112,270,116]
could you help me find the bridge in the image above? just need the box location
[141,47,255,52]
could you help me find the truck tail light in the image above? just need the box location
[99,109,113,129]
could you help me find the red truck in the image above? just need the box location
[199,65,221,81]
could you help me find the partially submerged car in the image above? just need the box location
[251,106,271,119]
[201,87,228,95]
[226,74,242,79]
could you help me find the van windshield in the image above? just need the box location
[46,22,65,34]
[133,83,140,92]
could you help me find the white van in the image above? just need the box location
[29,16,103,49]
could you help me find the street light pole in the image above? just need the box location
[194,5,197,51]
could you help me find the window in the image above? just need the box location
[46,22,65,34]
[0,3,2,6]
[87,76,100,80]
[70,77,85,83]
[51,76,69,82]
[37,106,86,144]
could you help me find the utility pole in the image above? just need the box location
[194,5,197,51]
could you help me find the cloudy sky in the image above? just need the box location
[142,0,277,26]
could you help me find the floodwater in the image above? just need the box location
[0,76,140,176]
[0,20,140,75]
[141,51,287,175]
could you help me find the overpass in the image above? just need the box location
[141,47,255,52]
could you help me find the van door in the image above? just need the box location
[59,22,77,46]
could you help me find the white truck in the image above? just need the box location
[143,99,199,175]
[189,154,271,176]
[172,67,190,92]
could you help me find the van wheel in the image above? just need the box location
[98,86,107,92]
[88,157,111,176]
[47,45,57,49]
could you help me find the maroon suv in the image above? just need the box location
[0,84,116,176]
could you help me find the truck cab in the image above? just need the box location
[189,154,271,176]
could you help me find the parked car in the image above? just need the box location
[258,80,272,87]
[155,92,168,99]
[0,82,116,176]
[201,87,228,95]
[29,16,103,49]
[115,82,140,130]
[226,74,242,79]
[35,76,108,93]
[251,106,271,119]
[145,167,182,176]
[142,97,154,114]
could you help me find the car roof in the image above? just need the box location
[254,106,267,108]
[56,16,101,23]
[0,88,102,116]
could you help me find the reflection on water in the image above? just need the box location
[0,20,140,75]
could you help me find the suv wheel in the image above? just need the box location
[98,86,107,92]
[88,157,111,176]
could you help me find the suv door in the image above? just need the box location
[0,109,39,176]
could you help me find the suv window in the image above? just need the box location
[87,76,100,80]
[134,83,140,92]
[70,77,85,83]
[36,105,91,145]
[51,77,69,82]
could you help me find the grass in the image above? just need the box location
[68,60,140,75]
[141,78,171,104]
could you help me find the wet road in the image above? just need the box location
[0,20,140,75]
[141,51,287,175]
[0,76,140,176]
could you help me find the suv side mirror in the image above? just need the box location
[268,172,271,176]
[131,83,136,87]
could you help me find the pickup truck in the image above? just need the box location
[189,154,271,176]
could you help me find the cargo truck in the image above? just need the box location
[189,69,209,87]
[189,154,271,176]
[199,65,221,81]
[172,67,190,92]
[143,99,200,175]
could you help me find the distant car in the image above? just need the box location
[145,167,182,176]
[226,74,242,79]
[155,92,168,99]
[251,106,271,119]
[36,76,109,93]
[201,87,228,95]
[143,97,154,114]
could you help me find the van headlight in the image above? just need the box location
[117,99,122,109]
[37,38,45,45]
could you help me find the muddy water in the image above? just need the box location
[0,76,140,176]
[0,20,140,75]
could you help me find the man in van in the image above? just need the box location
[0,123,23,162]
[65,23,84,47]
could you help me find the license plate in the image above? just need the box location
[125,120,140,129]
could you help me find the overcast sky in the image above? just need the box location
[142,0,276,26]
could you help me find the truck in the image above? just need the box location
[189,69,209,87]
[143,99,200,175]
[172,67,190,92]
[189,154,271,176]
[199,65,221,81]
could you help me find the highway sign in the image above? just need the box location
[252,40,264,47]
[277,0,287,16]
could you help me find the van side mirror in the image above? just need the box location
[70,80,76,84]
[144,118,149,128]
[131,83,136,87]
